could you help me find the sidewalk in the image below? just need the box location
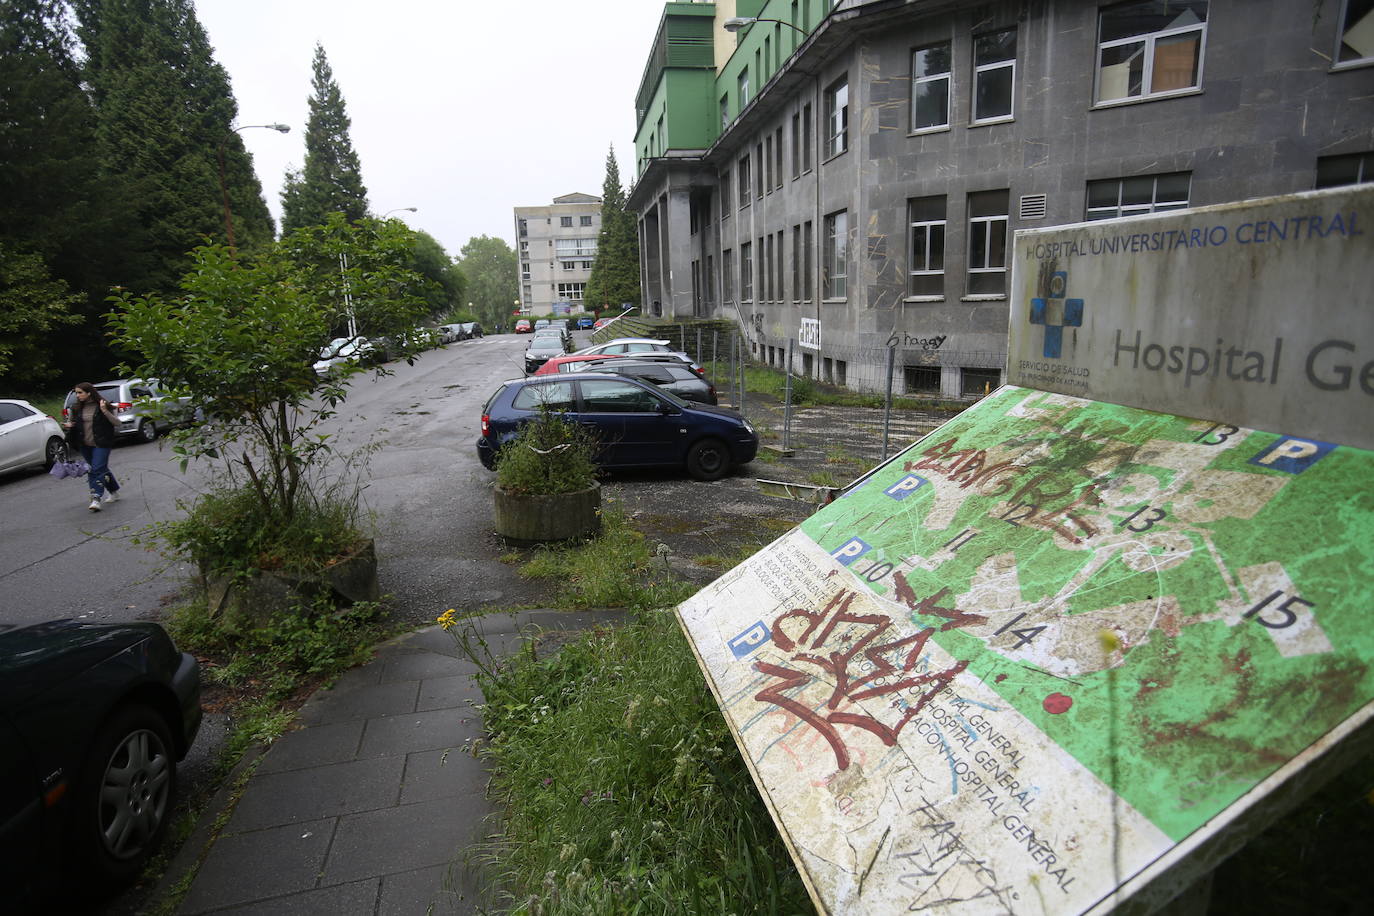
[170,609,624,915]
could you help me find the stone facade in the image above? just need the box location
[628,0,1374,398]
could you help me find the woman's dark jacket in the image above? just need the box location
[68,401,116,448]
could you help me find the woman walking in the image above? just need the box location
[64,382,122,511]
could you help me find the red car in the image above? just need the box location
[593,318,611,329]
[514,319,532,334]
[533,354,617,376]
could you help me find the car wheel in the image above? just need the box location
[686,438,731,481]
[74,704,176,889]
[44,436,65,470]
[136,420,157,443]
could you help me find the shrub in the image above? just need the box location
[495,408,599,496]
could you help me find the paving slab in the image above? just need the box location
[172,610,626,915]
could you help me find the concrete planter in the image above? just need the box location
[201,539,380,632]
[493,484,601,544]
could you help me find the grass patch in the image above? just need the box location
[449,607,811,914]
[703,361,965,412]
[516,504,696,612]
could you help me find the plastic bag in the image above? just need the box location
[49,458,90,479]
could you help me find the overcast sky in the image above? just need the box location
[195,0,667,258]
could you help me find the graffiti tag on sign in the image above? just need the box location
[800,317,821,351]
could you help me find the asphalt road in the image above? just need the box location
[0,333,552,634]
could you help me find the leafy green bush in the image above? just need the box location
[496,408,599,496]
[450,606,810,914]
[153,479,366,578]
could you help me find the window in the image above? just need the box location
[555,238,597,258]
[972,29,1016,123]
[513,382,576,411]
[765,35,772,76]
[518,219,528,237]
[556,282,585,300]
[908,196,946,297]
[792,225,801,303]
[580,215,593,227]
[738,156,751,208]
[1316,151,1374,187]
[905,365,942,395]
[764,135,774,193]
[825,77,849,157]
[721,169,732,214]
[723,249,735,302]
[775,127,784,188]
[967,190,1008,296]
[1338,0,1374,66]
[823,210,848,299]
[803,220,814,302]
[791,113,801,177]
[776,230,786,302]
[1086,172,1190,219]
[757,142,766,198]
[802,103,813,171]
[739,69,751,107]
[721,94,730,129]
[912,42,952,131]
[580,378,661,413]
[961,367,1002,397]
[763,235,773,301]
[704,254,714,305]
[520,262,530,280]
[560,216,573,227]
[1096,1,1208,104]
[741,242,754,301]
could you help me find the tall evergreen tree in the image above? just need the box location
[0,0,140,381]
[74,0,275,293]
[584,145,641,311]
[281,44,369,231]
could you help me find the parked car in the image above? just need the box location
[576,316,595,330]
[579,359,718,405]
[524,330,572,373]
[313,337,378,376]
[0,619,201,910]
[593,318,613,329]
[460,321,483,339]
[514,319,533,334]
[437,323,463,343]
[0,399,66,476]
[477,373,756,481]
[534,352,702,377]
[61,379,195,443]
[573,338,703,374]
[534,319,550,331]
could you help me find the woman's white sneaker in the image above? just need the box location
[88,498,102,512]
[102,491,120,504]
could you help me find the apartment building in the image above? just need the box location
[627,0,1373,397]
[513,193,602,314]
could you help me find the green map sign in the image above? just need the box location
[677,386,1374,913]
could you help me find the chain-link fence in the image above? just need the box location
[604,318,995,479]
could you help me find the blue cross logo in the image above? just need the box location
[1029,271,1084,359]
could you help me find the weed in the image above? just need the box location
[446,607,811,914]
[807,469,844,488]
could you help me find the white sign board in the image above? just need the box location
[1009,185,1373,450]
[800,317,822,351]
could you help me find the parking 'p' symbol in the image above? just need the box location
[884,474,928,501]
[728,621,770,658]
[1248,437,1335,474]
[832,537,872,565]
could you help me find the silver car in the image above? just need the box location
[62,379,195,443]
[0,399,65,475]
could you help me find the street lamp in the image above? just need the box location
[217,122,290,254]
[380,207,418,219]
[723,16,808,36]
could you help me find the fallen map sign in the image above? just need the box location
[678,388,1373,913]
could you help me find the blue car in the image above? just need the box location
[575,316,595,330]
[477,373,757,481]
